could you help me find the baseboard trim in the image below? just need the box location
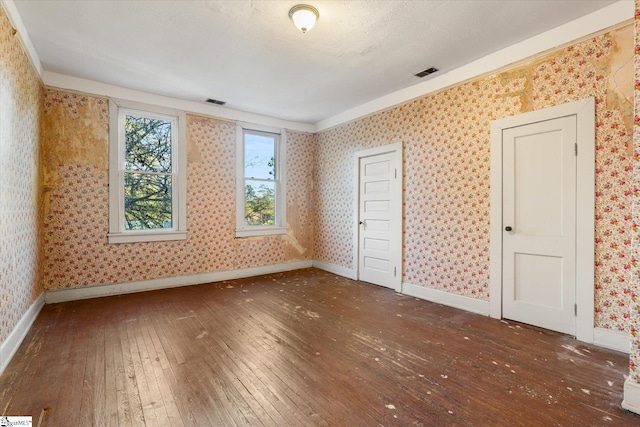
[312,260,357,280]
[45,260,313,303]
[401,282,490,316]
[593,327,629,354]
[623,378,640,415]
[0,293,45,376]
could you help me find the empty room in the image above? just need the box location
[2,0,640,425]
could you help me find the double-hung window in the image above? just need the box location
[108,100,186,243]
[235,123,286,237]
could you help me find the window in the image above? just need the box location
[108,100,186,243]
[236,123,286,237]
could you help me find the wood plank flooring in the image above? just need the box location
[0,268,638,426]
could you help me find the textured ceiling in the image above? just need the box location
[14,0,619,124]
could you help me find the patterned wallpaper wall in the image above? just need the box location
[315,25,635,332]
[0,7,43,345]
[629,0,640,384]
[41,91,314,290]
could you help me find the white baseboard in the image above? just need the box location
[401,282,490,316]
[593,327,630,354]
[312,259,357,280]
[623,378,640,415]
[45,260,313,303]
[0,293,45,376]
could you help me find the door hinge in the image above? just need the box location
[574,143,578,156]
[394,267,397,277]
[395,168,397,179]
[574,303,577,316]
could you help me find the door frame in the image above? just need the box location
[489,97,595,343]
[353,143,403,292]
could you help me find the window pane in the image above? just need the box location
[124,173,172,230]
[244,132,275,180]
[245,180,275,226]
[125,114,172,173]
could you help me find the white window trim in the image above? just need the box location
[108,99,187,244]
[235,122,287,238]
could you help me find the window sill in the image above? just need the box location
[108,230,187,244]
[235,227,287,238]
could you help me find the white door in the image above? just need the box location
[502,115,577,335]
[357,148,401,290]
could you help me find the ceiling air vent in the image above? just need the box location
[415,67,438,78]
[206,98,226,106]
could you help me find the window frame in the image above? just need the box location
[235,123,287,238]
[108,99,187,244]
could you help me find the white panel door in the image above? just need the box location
[358,151,399,289]
[502,115,577,335]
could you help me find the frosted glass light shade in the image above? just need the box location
[289,5,319,33]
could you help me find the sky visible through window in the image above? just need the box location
[245,133,275,179]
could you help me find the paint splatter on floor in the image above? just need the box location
[562,344,585,356]
[304,310,320,318]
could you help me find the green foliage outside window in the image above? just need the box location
[123,114,173,230]
[243,130,277,227]
[245,181,275,225]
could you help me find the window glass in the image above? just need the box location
[244,180,275,226]
[125,114,172,173]
[244,133,275,180]
[123,113,174,230]
[243,131,278,227]
[124,173,172,230]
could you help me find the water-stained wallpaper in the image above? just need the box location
[0,7,43,345]
[41,91,314,290]
[315,25,634,332]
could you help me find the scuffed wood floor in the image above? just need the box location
[0,268,638,426]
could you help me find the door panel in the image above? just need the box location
[364,238,389,252]
[358,151,398,289]
[514,134,563,236]
[502,115,576,335]
[514,253,563,307]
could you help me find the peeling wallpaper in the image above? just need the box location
[314,25,635,332]
[41,93,315,290]
[0,7,43,345]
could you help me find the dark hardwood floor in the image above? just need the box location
[0,268,638,426]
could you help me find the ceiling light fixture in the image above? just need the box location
[289,4,319,34]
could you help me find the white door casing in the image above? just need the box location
[490,97,595,343]
[355,143,403,291]
[502,116,577,335]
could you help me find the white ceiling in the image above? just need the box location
[12,0,621,125]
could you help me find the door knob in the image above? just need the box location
[505,226,513,232]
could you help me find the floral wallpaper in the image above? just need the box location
[314,25,635,332]
[0,7,43,345]
[41,91,314,290]
[629,0,640,383]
